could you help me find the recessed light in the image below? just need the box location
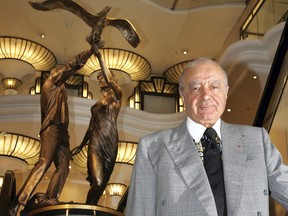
[252,75,258,79]
[227,108,232,112]
[183,50,188,55]
[41,34,45,38]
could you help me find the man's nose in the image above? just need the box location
[201,88,211,101]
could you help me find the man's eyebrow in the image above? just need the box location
[189,80,222,85]
[208,80,222,84]
[189,80,201,85]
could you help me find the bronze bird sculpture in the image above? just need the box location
[28,0,141,48]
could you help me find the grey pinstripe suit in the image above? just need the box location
[126,120,288,216]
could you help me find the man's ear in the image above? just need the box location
[225,86,229,99]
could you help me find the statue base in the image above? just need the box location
[26,204,124,216]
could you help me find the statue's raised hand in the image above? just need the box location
[92,40,104,58]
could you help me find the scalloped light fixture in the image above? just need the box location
[164,60,191,83]
[78,48,150,81]
[0,131,41,169]
[105,183,127,197]
[0,36,56,71]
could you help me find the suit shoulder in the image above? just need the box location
[224,122,264,132]
[138,126,179,154]
[137,127,177,167]
[223,123,270,140]
[141,127,175,143]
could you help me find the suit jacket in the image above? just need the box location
[126,120,288,216]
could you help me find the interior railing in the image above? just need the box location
[253,18,288,130]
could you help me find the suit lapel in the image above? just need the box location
[221,121,248,216]
[165,121,218,216]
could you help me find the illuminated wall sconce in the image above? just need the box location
[87,92,93,99]
[0,176,3,189]
[81,81,93,99]
[129,87,140,110]
[79,81,93,99]
[82,81,88,98]
[30,77,41,95]
[105,183,127,197]
[1,77,23,95]
[179,97,185,112]
[29,87,36,95]
[35,77,41,94]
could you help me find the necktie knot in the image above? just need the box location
[204,127,216,139]
[202,128,217,149]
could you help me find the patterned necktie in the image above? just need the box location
[201,128,227,216]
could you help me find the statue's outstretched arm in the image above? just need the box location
[62,49,93,81]
[51,48,93,87]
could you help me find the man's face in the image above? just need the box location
[180,63,229,127]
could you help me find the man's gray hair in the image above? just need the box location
[178,57,228,93]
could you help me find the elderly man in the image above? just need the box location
[126,57,288,216]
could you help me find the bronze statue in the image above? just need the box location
[8,41,98,216]
[29,0,140,206]
[7,0,141,213]
[71,41,122,204]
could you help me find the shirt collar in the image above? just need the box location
[186,117,221,142]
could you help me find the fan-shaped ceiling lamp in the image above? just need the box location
[2,77,22,90]
[71,141,138,173]
[164,60,191,83]
[105,183,127,197]
[0,37,56,71]
[1,77,23,95]
[78,48,151,81]
[0,131,41,168]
